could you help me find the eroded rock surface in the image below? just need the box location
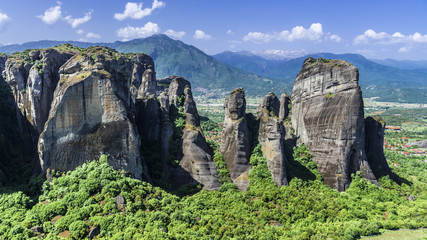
[220,88,251,190]
[291,57,377,191]
[168,77,221,190]
[4,48,76,134]
[38,47,152,180]
[279,93,290,122]
[257,93,288,187]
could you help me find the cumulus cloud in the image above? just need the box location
[85,32,100,39]
[76,29,100,39]
[37,2,92,28]
[329,34,342,42]
[227,30,234,35]
[37,2,62,25]
[114,0,165,21]
[65,10,93,28]
[243,23,332,43]
[354,29,427,45]
[0,11,11,31]
[243,32,273,43]
[164,29,185,39]
[116,22,160,39]
[193,30,212,40]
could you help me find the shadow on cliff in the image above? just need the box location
[283,138,318,182]
[0,77,41,190]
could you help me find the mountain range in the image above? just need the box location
[213,52,427,103]
[0,34,426,103]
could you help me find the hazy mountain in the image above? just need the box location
[0,35,285,96]
[213,52,427,103]
[253,49,307,60]
[212,51,283,75]
[370,58,427,71]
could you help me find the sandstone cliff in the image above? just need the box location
[291,57,377,191]
[220,88,251,190]
[4,47,77,134]
[279,93,290,122]
[257,93,288,187]
[38,47,152,180]
[167,77,221,190]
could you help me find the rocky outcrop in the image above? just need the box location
[291,57,377,191]
[4,48,76,134]
[38,47,152,180]
[168,77,220,190]
[279,93,290,122]
[257,93,288,187]
[365,116,393,178]
[220,88,251,190]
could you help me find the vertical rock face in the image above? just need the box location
[365,116,393,178]
[220,88,251,190]
[291,57,377,191]
[257,93,288,187]
[168,77,220,190]
[4,48,76,134]
[279,93,290,122]
[38,47,152,180]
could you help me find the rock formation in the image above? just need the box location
[257,93,288,187]
[4,48,77,134]
[365,116,393,178]
[279,93,290,122]
[291,57,377,191]
[220,88,251,190]
[38,47,152,180]
[168,77,221,190]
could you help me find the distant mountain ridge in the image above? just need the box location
[213,51,427,103]
[1,36,426,103]
[0,35,286,96]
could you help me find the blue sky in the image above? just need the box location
[0,0,427,60]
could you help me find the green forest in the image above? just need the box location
[0,110,426,240]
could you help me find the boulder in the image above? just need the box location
[257,93,288,187]
[291,57,377,191]
[220,88,251,190]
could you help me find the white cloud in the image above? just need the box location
[329,34,341,42]
[243,32,273,43]
[193,30,212,40]
[37,3,62,25]
[0,11,11,31]
[64,10,93,28]
[77,29,84,35]
[114,0,165,21]
[164,29,185,39]
[243,23,331,43]
[398,46,410,53]
[227,30,234,35]
[86,32,100,39]
[354,29,427,45]
[116,22,160,39]
[38,2,92,28]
